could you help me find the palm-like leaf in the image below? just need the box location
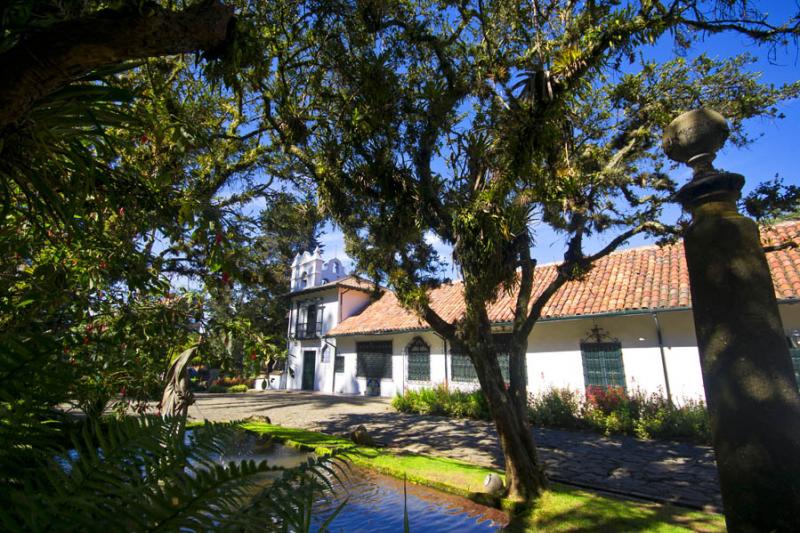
[0,416,348,532]
[0,66,144,229]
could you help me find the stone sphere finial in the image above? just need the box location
[663,109,729,177]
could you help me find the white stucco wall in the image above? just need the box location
[526,313,673,398]
[285,287,340,392]
[780,302,800,340]
[340,290,372,322]
[332,332,446,397]
[282,293,800,403]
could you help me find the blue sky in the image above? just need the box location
[319,9,800,280]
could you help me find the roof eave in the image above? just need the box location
[326,297,800,337]
[283,278,380,298]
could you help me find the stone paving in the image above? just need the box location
[188,390,722,511]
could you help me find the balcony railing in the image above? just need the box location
[294,318,323,340]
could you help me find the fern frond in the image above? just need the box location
[0,416,348,532]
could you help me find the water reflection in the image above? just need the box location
[313,467,508,532]
[210,430,312,469]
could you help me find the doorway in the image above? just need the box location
[302,350,316,391]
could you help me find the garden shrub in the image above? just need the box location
[217,376,249,388]
[395,385,711,444]
[207,384,228,393]
[227,384,249,393]
[392,385,490,420]
[527,388,582,429]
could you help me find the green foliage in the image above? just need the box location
[2,0,797,508]
[392,386,490,420]
[396,385,710,443]
[528,388,712,444]
[742,178,800,222]
[0,415,348,532]
[208,384,229,394]
[260,0,800,496]
[228,384,249,393]
[527,388,583,430]
[245,422,725,532]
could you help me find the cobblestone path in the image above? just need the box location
[188,391,721,511]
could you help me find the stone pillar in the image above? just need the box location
[665,109,800,532]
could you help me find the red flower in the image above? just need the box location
[215,231,223,245]
[249,352,257,361]
[586,385,626,414]
[99,261,108,270]
[222,271,230,284]
[139,134,149,144]
[118,207,125,217]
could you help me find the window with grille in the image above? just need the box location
[451,351,477,382]
[580,341,626,390]
[406,337,430,381]
[450,334,519,382]
[296,304,323,339]
[334,355,345,373]
[356,341,393,379]
[787,332,800,388]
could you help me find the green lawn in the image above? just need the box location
[240,422,726,532]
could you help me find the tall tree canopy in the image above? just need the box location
[2,0,800,516]
[0,1,339,527]
[0,0,325,413]
[253,0,800,500]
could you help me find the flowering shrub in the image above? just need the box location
[585,385,627,414]
[216,375,250,388]
[394,385,711,444]
[528,387,711,444]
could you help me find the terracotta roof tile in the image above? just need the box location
[328,221,800,336]
[288,275,378,297]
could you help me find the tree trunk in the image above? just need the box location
[464,321,547,501]
[508,334,531,424]
[0,1,234,131]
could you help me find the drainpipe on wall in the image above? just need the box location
[403,345,407,394]
[434,333,449,390]
[322,337,337,394]
[652,312,673,405]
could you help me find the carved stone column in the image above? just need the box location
[665,109,800,532]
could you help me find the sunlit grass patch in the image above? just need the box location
[240,421,726,532]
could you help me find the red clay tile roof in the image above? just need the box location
[328,220,800,336]
[288,275,379,297]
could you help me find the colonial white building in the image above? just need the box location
[281,222,800,404]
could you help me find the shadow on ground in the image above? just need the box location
[188,391,722,510]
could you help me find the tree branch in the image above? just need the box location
[420,303,457,341]
[512,231,535,339]
[0,0,235,131]
[585,221,662,264]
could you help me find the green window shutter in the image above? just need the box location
[450,334,525,383]
[581,342,626,390]
[406,337,430,381]
[451,352,477,382]
[493,334,526,383]
[356,341,393,378]
[790,348,800,388]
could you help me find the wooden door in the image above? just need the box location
[301,350,316,390]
